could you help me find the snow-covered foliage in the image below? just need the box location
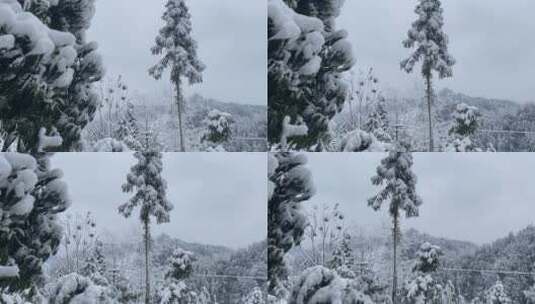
[364,96,392,143]
[328,233,355,279]
[243,287,266,304]
[401,0,455,78]
[368,142,423,218]
[0,0,104,152]
[49,273,113,304]
[268,0,355,150]
[338,129,390,152]
[268,153,315,299]
[0,153,70,289]
[201,109,234,150]
[288,266,373,304]
[445,103,481,152]
[91,138,129,152]
[165,248,194,281]
[119,151,173,224]
[486,281,512,304]
[404,243,443,304]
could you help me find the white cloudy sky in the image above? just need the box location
[305,152,535,245]
[339,0,535,103]
[87,0,266,105]
[52,153,266,249]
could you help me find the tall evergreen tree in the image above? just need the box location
[368,142,423,304]
[0,0,104,152]
[118,152,173,304]
[268,0,355,150]
[268,153,315,300]
[401,0,455,152]
[149,0,205,152]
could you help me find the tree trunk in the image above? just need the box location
[175,80,186,152]
[392,211,400,304]
[425,74,434,152]
[144,218,151,304]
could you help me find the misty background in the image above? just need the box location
[305,152,535,245]
[339,0,535,103]
[51,153,267,249]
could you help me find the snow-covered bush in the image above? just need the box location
[288,266,373,304]
[338,129,390,152]
[48,273,113,304]
[268,0,355,150]
[91,138,130,152]
[445,103,481,152]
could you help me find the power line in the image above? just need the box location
[192,274,267,280]
[479,129,535,135]
[440,267,535,277]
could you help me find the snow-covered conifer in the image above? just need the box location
[201,109,234,151]
[149,0,205,152]
[0,0,104,152]
[118,151,173,304]
[364,96,392,143]
[0,153,71,290]
[328,232,355,279]
[368,142,423,304]
[115,102,142,151]
[486,280,511,304]
[401,0,455,152]
[445,103,481,152]
[268,0,355,150]
[243,287,266,304]
[268,153,315,299]
[405,242,443,304]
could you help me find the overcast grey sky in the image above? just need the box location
[52,153,266,249]
[339,0,535,103]
[305,153,535,245]
[87,0,266,105]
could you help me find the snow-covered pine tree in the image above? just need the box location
[201,109,234,151]
[115,102,142,151]
[0,153,71,291]
[405,242,443,304]
[445,103,481,152]
[486,280,512,304]
[155,248,205,304]
[242,287,266,304]
[149,0,205,152]
[328,232,355,279]
[268,153,315,299]
[268,0,355,150]
[401,0,455,152]
[118,152,173,304]
[364,96,392,143]
[0,0,104,152]
[368,142,423,304]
